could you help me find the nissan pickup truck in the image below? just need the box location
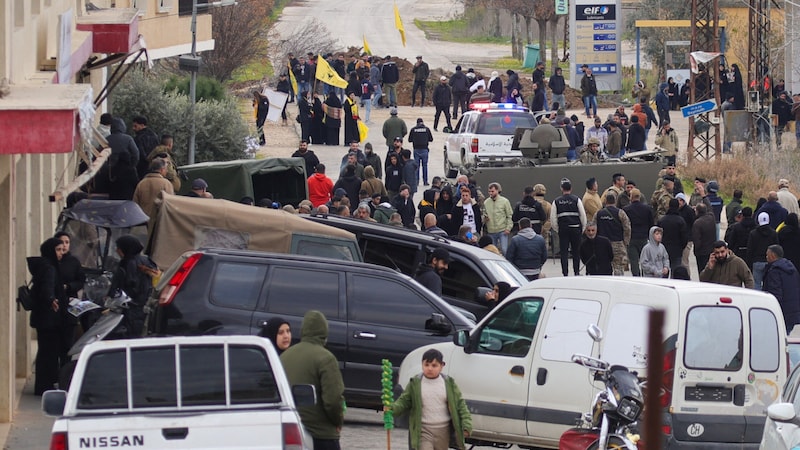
[42,336,314,450]
[443,103,536,175]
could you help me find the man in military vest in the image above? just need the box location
[550,178,587,276]
[596,193,632,276]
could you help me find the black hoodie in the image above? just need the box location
[27,238,69,330]
[657,208,689,261]
[725,217,756,259]
[747,224,778,268]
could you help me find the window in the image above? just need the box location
[180,345,226,406]
[349,275,435,329]
[266,267,339,318]
[361,237,420,275]
[78,350,128,409]
[131,347,177,408]
[441,256,487,302]
[750,308,780,372]
[540,298,601,362]
[477,298,543,356]
[229,346,280,404]
[158,0,174,12]
[132,0,148,16]
[293,236,358,262]
[210,263,266,311]
[477,113,536,135]
[684,306,743,371]
[484,259,528,286]
[179,0,211,16]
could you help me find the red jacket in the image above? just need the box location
[308,173,334,207]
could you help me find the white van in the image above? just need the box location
[397,277,787,449]
[43,336,314,450]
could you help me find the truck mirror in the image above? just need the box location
[42,390,67,417]
[425,313,452,334]
[587,324,603,342]
[476,286,492,301]
[292,384,316,407]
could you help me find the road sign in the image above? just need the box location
[681,99,717,118]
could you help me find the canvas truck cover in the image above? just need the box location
[178,158,309,206]
[149,193,358,268]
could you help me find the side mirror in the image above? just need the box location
[42,390,67,417]
[454,329,469,347]
[587,324,603,342]
[292,384,316,407]
[476,286,492,302]
[425,313,452,334]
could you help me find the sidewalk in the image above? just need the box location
[1,376,53,450]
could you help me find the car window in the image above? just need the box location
[131,347,178,408]
[785,364,800,403]
[789,342,800,372]
[441,256,488,302]
[349,275,435,329]
[180,345,226,406]
[540,298,601,362]
[210,262,266,310]
[477,297,543,356]
[77,350,128,409]
[266,267,339,318]
[229,346,280,404]
[477,113,536,135]
[293,235,358,262]
[750,308,780,372]
[484,259,528,286]
[684,306,742,371]
[361,237,420,275]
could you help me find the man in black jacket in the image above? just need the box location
[414,248,450,296]
[449,65,469,120]
[657,199,689,270]
[748,212,779,289]
[409,118,434,186]
[725,207,756,259]
[623,188,654,276]
[580,222,613,275]
[132,116,160,180]
[512,186,547,235]
[381,56,399,107]
[549,67,566,111]
[411,55,430,107]
[433,76,453,131]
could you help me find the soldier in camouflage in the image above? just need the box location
[651,175,675,222]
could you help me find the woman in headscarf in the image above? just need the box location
[253,90,269,146]
[28,237,73,395]
[323,92,342,146]
[258,317,292,355]
[731,64,745,110]
[298,90,314,142]
[310,93,326,145]
[109,235,155,336]
[54,232,86,301]
[488,71,503,103]
[482,281,518,309]
[343,91,360,146]
[779,213,800,271]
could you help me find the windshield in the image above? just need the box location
[485,259,528,286]
[477,113,536,135]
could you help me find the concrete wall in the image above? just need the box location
[117,0,213,55]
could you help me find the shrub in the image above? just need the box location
[110,70,249,165]
[164,75,226,102]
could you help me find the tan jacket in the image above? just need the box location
[133,173,175,224]
[583,190,602,223]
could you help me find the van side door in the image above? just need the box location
[445,296,546,439]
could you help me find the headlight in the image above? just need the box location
[617,397,642,422]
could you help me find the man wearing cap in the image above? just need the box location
[654,164,684,195]
[433,76,453,131]
[187,178,213,198]
[409,118,434,186]
[533,184,552,241]
[415,248,450,296]
[584,117,608,152]
[381,56,399,107]
[726,189,744,226]
[382,108,408,152]
[411,55,430,107]
[654,120,679,166]
[581,138,602,164]
[551,178,587,277]
[449,65,470,120]
[689,177,712,210]
[699,240,755,288]
[777,179,800,216]
[596,193,631,275]
[469,79,493,105]
[651,176,675,222]
[748,211,779,289]
[756,191,789,230]
[705,180,724,238]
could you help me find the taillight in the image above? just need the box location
[660,348,676,409]
[661,425,672,437]
[470,138,479,153]
[283,422,303,450]
[50,432,68,450]
[158,253,202,306]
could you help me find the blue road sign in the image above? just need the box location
[681,99,717,118]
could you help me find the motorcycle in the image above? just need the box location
[559,325,644,450]
[59,290,134,390]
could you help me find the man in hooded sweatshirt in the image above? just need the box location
[281,311,345,450]
[639,226,670,278]
[308,164,334,207]
[763,245,800,332]
[506,218,547,280]
[748,212,779,289]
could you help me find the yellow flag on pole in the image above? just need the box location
[287,62,298,96]
[363,34,372,55]
[394,4,406,47]
[315,54,348,89]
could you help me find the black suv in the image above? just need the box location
[303,214,528,319]
[146,249,473,409]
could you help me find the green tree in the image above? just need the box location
[164,75,226,102]
[111,70,249,165]
[625,0,693,76]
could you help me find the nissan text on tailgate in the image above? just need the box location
[42,336,314,450]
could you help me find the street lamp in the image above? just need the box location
[180,0,236,165]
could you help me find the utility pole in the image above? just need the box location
[687,0,721,162]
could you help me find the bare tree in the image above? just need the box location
[267,19,340,71]
[202,0,274,82]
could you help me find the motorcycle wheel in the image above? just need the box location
[587,436,628,450]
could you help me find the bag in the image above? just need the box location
[17,281,34,311]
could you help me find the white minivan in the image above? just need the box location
[397,277,788,449]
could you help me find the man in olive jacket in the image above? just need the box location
[281,310,345,450]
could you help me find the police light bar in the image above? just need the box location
[469,102,528,112]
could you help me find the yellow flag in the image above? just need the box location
[315,54,348,89]
[363,34,372,55]
[394,4,406,47]
[287,62,298,96]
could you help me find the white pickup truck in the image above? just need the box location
[444,103,537,175]
[42,336,314,450]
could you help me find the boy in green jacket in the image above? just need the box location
[391,349,472,450]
